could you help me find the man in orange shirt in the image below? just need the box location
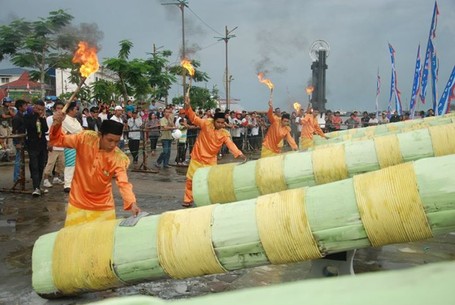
[50,111,141,227]
[261,100,298,158]
[183,97,246,207]
[300,107,329,150]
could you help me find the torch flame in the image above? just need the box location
[293,102,301,112]
[181,58,195,77]
[305,85,314,95]
[257,72,274,90]
[72,41,99,78]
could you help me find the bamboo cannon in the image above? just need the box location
[193,122,455,206]
[313,112,455,146]
[32,154,455,297]
[86,261,455,305]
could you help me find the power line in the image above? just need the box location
[186,6,223,36]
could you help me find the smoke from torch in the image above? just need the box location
[257,72,274,100]
[63,41,99,112]
[181,58,195,97]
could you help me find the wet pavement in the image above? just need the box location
[1,146,454,304]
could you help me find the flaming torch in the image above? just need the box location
[305,85,314,111]
[257,72,274,100]
[181,58,195,97]
[293,102,302,113]
[63,41,100,112]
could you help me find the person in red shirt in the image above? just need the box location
[261,100,298,158]
[50,112,141,227]
[183,96,246,207]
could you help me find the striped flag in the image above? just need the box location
[375,69,381,116]
[430,41,439,112]
[409,44,421,118]
[420,1,439,104]
[387,43,402,115]
[436,66,455,115]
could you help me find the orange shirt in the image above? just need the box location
[300,113,325,139]
[262,107,298,153]
[187,107,242,165]
[49,124,136,211]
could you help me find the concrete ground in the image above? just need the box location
[0,144,454,304]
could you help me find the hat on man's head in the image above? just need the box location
[114,106,123,111]
[100,120,124,136]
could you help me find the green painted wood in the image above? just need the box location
[113,215,166,283]
[283,151,316,189]
[211,200,269,270]
[86,261,455,305]
[33,155,455,297]
[233,160,261,201]
[345,140,380,176]
[31,232,59,295]
[192,166,211,206]
[194,123,455,206]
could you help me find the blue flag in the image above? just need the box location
[388,43,402,115]
[420,1,439,105]
[430,41,439,111]
[437,66,455,115]
[409,44,421,117]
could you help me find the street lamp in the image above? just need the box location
[161,0,188,98]
[215,26,237,110]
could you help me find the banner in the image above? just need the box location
[409,44,421,118]
[419,1,439,105]
[436,66,455,115]
[430,41,439,111]
[375,69,381,116]
[388,43,402,115]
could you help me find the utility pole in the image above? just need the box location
[215,26,237,110]
[152,43,164,57]
[162,0,188,98]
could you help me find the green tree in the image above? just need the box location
[91,79,118,103]
[144,50,176,102]
[0,10,75,97]
[172,85,218,110]
[103,40,139,103]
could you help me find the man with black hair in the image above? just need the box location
[300,107,329,150]
[182,96,246,207]
[50,113,141,227]
[62,101,83,192]
[23,100,48,196]
[261,100,298,158]
[12,99,28,183]
[86,106,102,131]
[43,101,65,188]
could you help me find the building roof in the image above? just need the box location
[0,67,29,76]
[0,71,46,90]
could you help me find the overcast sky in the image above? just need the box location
[1,0,454,112]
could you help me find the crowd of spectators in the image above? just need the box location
[0,95,442,194]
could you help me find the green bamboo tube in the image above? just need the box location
[193,123,455,206]
[32,155,455,297]
[86,261,455,305]
[313,112,455,146]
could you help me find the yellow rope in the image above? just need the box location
[374,134,403,168]
[429,124,455,156]
[52,219,121,294]
[353,163,433,247]
[386,123,400,133]
[256,154,287,195]
[312,145,348,184]
[256,189,322,264]
[208,163,237,203]
[157,205,226,278]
